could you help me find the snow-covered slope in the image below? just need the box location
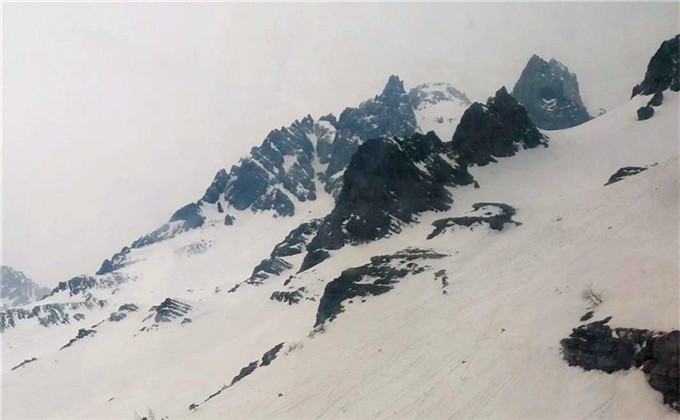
[411,82,471,141]
[3,80,678,419]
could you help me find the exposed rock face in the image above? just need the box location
[513,55,591,130]
[427,203,520,239]
[108,303,139,322]
[145,298,192,324]
[301,132,473,270]
[561,318,679,412]
[315,248,447,326]
[452,87,547,166]
[140,298,192,332]
[637,106,655,121]
[200,342,286,406]
[95,76,472,275]
[270,289,305,305]
[0,296,107,332]
[49,273,127,297]
[632,34,680,97]
[321,75,419,196]
[648,91,664,107]
[605,166,648,186]
[1,266,50,308]
[11,357,37,371]
[60,328,97,350]
[248,219,322,284]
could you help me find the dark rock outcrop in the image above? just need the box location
[169,203,205,230]
[1,266,50,308]
[108,303,139,322]
[0,296,107,332]
[604,166,647,186]
[561,318,679,412]
[321,75,419,196]
[632,34,680,97]
[270,288,305,305]
[301,132,472,271]
[637,106,655,121]
[248,219,322,284]
[145,298,192,323]
[11,357,37,371]
[60,328,97,350]
[201,342,287,406]
[140,298,192,332]
[513,55,591,130]
[315,248,446,326]
[427,203,520,239]
[649,91,664,107]
[452,87,547,166]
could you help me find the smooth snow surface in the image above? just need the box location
[2,93,678,420]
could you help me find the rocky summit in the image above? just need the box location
[632,34,680,97]
[451,86,547,166]
[0,266,50,309]
[513,55,591,130]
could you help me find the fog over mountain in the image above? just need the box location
[3,2,678,286]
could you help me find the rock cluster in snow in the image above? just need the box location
[561,317,679,412]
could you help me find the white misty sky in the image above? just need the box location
[2,2,678,287]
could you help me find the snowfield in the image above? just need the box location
[2,93,678,419]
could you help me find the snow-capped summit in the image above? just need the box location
[409,82,471,141]
[0,266,50,309]
[512,54,591,130]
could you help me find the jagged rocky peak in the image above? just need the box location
[512,54,591,130]
[1,266,50,309]
[301,131,474,271]
[322,75,419,194]
[632,34,680,97]
[452,86,547,166]
[382,74,406,96]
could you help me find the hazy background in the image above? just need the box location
[3,2,679,287]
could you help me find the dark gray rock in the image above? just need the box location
[315,248,446,326]
[641,330,679,411]
[1,266,51,308]
[224,214,235,226]
[170,203,205,230]
[248,219,322,284]
[302,132,473,271]
[61,328,97,350]
[637,106,655,121]
[605,166,647,186]
[270,288,304,305]
[513,55,591,130]
[108,303,139,322]
[0,296,107,332]
[561,318,679,412]
[260,342,285,366]
[321,75,419,196]
[142,298,192,328]
[427,203,520,239]
[648,91,664,107]
[452,87,547,166]
[201,169,230,204]
[11,357,37,371]
[632,34,680,97]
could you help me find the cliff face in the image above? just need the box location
[513,55,591,130]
